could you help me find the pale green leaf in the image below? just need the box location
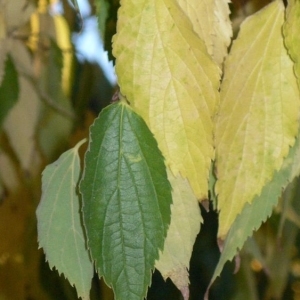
[283,0,300,81]
[112,0,220,200]
[155,170,202,300]
[36,139,93,300]
[176,0,232,66]
[210,132,300,286]
[215,0,299,238]
[80,102,172,300]
[0,55,19,128]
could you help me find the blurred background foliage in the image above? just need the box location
[1,0,300,299]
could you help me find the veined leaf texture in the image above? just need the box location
[113,0,220,200]
[215,0,300,238]
[80,102,172,300]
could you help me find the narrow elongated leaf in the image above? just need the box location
[95,0,110,39]
[80,102,172,300]
[210,132,300,287]
[155,170,202,300]
[215,0,299,238]
[283,0,300,81]
[0,55,19,127]
[36,139,93,300]
[176,0,232,66]
[113,0,220,200]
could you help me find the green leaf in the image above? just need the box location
[0,55,19,128]
[95,0,110,40]
[176,0,232,66]
[215,0,300,238]
[155,170,202,300]
[36,139,93,300]
[80,102,172,300]
[283,0,300,81]
[209,132,300,287]
[112,0,220,200]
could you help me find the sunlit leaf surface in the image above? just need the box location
[113,0,220,200]
[37,139,93,300]
[80,102,172,300]
[177,0,232,66]
[215,0,300,238]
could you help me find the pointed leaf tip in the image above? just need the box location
[37,139,92,300]
[80,103,172,300]
[215,0,300,238]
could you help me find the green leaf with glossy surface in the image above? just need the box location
[80,102,172,300]
[210,132,300,287]
[215,0,299,238]
[36,139,93,300]
[0,55,19,128]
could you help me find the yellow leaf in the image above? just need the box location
[113,0,220,199]
[176,0,232,66]
[155,170,202,299]
[215,0,300,239]
[283,0,300,81]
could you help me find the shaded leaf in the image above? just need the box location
[37,139,93,300]
[283,0,300,81]
[3,76,41,173]
[215,0,299,238]
[112,0,220,200]
[0,55,19,128]
[209,131,300,287]
[0,150,19,193]
[177,0,232,66]
[155,170,202,300]
[80,102,172,300]
[95,0,110,40]
[0,39,7,85]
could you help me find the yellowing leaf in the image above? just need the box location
[176,0,232,66]
[215,0,300,239]
[37,139,93,300]
[113,0,220,200]
[155,170,202,300]
[3,76,41,173]
[283,0,300,81]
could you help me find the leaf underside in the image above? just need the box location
[37,139,93,300]
[215,0,300,238]
[155,170,202,300]
[80,102,172,300]
[112,0,220,200]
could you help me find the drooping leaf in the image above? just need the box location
[80,102,172,300]
[209,132,300,287]
[215,0,300,238]
[36,139,93,300]
[0,55,19,128]
[3,76,41,173]
[176,0,232,66]
[112,0,220,200]
[155,170,202,300]
[283,0,300,82]
[95,0,110,40]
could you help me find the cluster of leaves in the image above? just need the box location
[2,0,300,299]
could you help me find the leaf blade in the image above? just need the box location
[36,139,93,300]
[80,102,172,300]
[112,0,220,200]
[215,0,300,238]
